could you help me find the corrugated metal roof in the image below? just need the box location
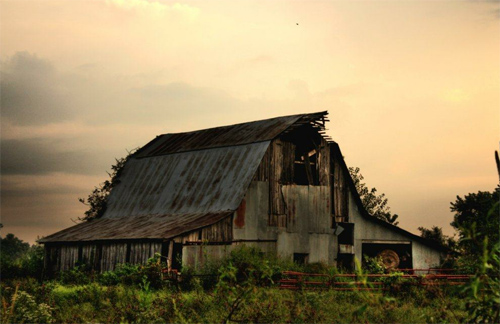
[41,141,269,242]
[39,212,232,242]
[136,111,328,157]
[104,141,270,218]
[40,112,330,243]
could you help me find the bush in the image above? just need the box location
[59,265,92,285]
[363,255,385,274]
[0,243,45,280]
[1,289,53,324]
[97,254,165,289]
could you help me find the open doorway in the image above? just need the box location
[362,242,412,270]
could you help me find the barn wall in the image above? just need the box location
[45,244,80,273]
[45,240,164,274]
[232,136,337,265]
[100,243,127,272]
[348,191,443,269]
[129,242,162,265]
[182,241,276,269]
[232,180,337,264]
[412,241,442,269]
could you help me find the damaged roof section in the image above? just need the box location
[136,111,329,157]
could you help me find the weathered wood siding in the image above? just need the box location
[129,242,162,265]
[254,137,331,228]
[201,216,233,241]
[331,145,349,222]
[100,243,127,272]
[254,139,295,227]
[81,244,98,269]
[179,216,234,243]
[45,240,165,274]
[47,244,79,272]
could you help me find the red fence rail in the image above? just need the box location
[279,269,473,291]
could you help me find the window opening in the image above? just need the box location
[293,253,309,264]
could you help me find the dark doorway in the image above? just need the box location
[171,243,183,270]
[362,242,412,270]
[336,254,354,271]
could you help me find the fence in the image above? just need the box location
[279,269,473,291]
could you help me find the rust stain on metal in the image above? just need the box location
[234,199,246,228]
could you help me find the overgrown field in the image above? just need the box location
[3,244,498,324]
[1,279,467,323]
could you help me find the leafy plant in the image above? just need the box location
[78,150,137,221]
[2,288,53,324]
[460,231,500,323]
[349,166,399,225]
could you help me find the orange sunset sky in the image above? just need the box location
[1,0,499,244]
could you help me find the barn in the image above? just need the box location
[39,111,445,274]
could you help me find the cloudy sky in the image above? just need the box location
[1,0,499,244]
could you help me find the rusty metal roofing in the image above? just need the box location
[103,141,270,218]
[41,141,270,242]
[40,112,330,243]
[39,212,232,242]
[136,111,328,157]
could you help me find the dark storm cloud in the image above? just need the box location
[1,52,76,126]
[0,138,105,175]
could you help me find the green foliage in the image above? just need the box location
[0,233,30,259]
[59,264,92,285]
[78,150,136,221]
[362,255,386,274]
[418,225,457,250]
[214,246,275,323]
[1,287,53,324]
[460,232,500,323]
[94,254,166,289]
[450,186,499,255]
[1,272,469,323]
[0,233,45,280]
[349,166,399,225]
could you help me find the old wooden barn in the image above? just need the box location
[40,111,445,273]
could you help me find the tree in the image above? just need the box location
[0,233,30,260]
[78,150,136,221]
[418,225,456,250]
[450,186,499,255]
[0,233,44,279]
[349,167,399,225]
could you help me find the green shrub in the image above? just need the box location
[59,265,91,285]
[2,289,54,324]
[362,255,385,274]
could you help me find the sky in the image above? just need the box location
[1,0,499,244]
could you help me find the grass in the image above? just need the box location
[1,278,467,323]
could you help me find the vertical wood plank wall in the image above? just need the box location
[100,243,127,272]
[331,145,349,222]
[46,241,164,273]
[129,242,162,265]
[254,137,332,228]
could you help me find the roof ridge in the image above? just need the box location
[135,111,329,158]
[157,111,327,136]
